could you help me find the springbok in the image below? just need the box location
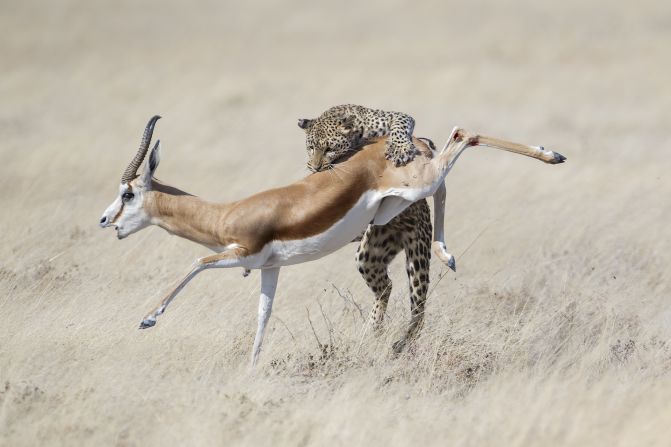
[99,116,565,365]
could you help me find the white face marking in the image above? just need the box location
[100,144,160,239]
[100,185,124,228]
[99,182,151,239]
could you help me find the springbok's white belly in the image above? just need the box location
[251,191,383,269]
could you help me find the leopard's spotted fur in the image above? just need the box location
[298,104,418,170]
[356,200,432,353]
[298,105,433,352]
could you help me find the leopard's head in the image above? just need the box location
[298,115,359,172]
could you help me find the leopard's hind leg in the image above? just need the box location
[356,224,403,330]
[357,201,433,353]
[391,200,432,353]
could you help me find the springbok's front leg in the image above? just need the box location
[251,267,280,367]
[139,247,248,329]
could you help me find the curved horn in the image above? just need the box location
[121,115,161,183]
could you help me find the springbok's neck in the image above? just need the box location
[145,182,233,249]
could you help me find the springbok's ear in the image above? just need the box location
[141,140,161,186]
[297,118,313,130]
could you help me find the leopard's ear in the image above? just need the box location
[297,118,314,130]
[337,115,356,134]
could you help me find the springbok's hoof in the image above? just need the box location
[433,241,456,271]
[447,255,456,272]
[542,147,566,164]
[552,152,567,163]
[139,317,156,329]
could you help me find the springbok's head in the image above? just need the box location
[99,115,162,239]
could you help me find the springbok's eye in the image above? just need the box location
[122,192,134,202]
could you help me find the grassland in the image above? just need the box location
[1,0,670,445]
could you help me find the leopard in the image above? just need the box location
[297,104,419,171]
[297,104,437,353]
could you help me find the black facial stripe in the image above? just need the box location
[113,185,133,223]
[111,202,124,224]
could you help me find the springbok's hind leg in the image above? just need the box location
[427,127,567,269]
[139,247,248,329]
[431,183,456,271]
[435,127,566,181]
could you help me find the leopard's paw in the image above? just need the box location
[385,141,419,167]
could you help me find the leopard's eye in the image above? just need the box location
[122,192,134,202]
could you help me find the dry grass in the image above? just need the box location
[1,0,671,445]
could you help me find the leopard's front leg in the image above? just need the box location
[384,113,419,167]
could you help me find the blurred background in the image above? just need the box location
[1,0,670,446]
